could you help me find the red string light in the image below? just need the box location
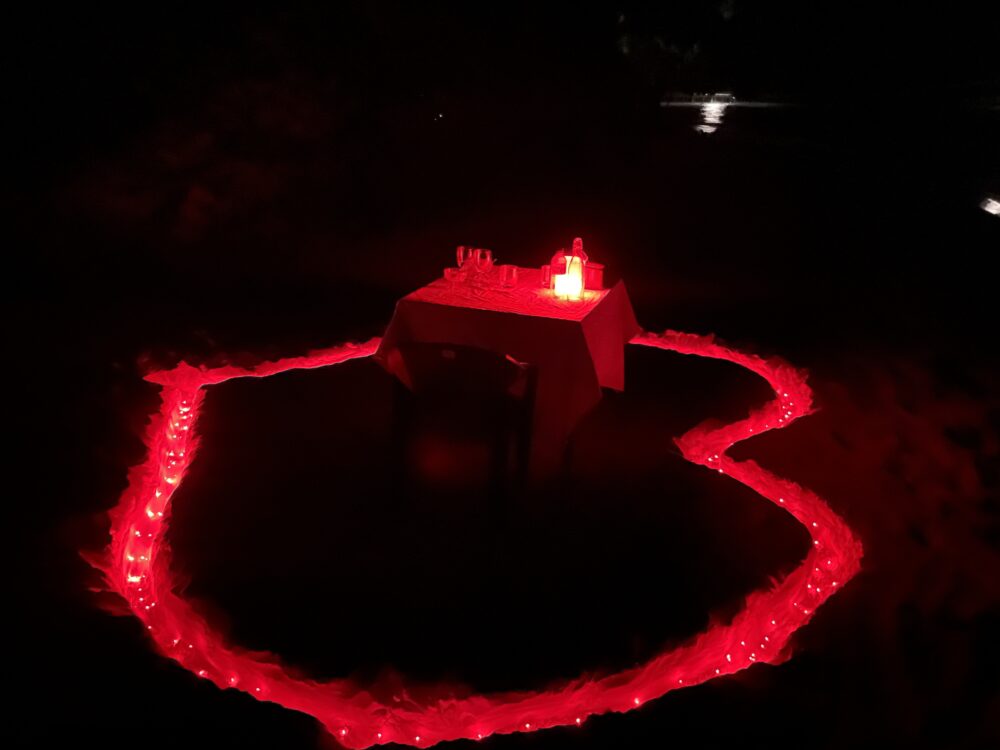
[89,330,862,748]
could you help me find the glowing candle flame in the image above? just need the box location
[553,255,585,299]
[551,237,588,300]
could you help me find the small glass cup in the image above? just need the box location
[499,264,518,288]
[584,262,604,291]
[474,248,493,271]
[541,264,552,288]
[456,245,474,268]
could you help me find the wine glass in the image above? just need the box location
[474,248,493,271]
[456,245,474,268]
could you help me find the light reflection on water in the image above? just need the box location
[695,101,728,134]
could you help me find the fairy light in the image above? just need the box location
[89,329,862,749]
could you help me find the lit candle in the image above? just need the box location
[551,237,588,300]
[553,255,585,299]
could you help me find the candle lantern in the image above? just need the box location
[548,237,589,300]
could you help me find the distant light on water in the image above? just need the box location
[695,101,728,134]
[981,197,1000,216]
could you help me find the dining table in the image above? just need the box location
[375,266,640,477]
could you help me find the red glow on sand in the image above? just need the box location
[90,330,862,748]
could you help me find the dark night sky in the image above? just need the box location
[11,2,1000,177]
[9,3,1000,749]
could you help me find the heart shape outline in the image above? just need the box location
[90,330,863,748]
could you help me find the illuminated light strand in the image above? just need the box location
[89,330,862,749]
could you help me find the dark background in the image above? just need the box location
[10,2,1000,748]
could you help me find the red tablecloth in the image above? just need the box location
[375,268,639,475]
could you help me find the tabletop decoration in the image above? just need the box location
[377,240,638,476]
